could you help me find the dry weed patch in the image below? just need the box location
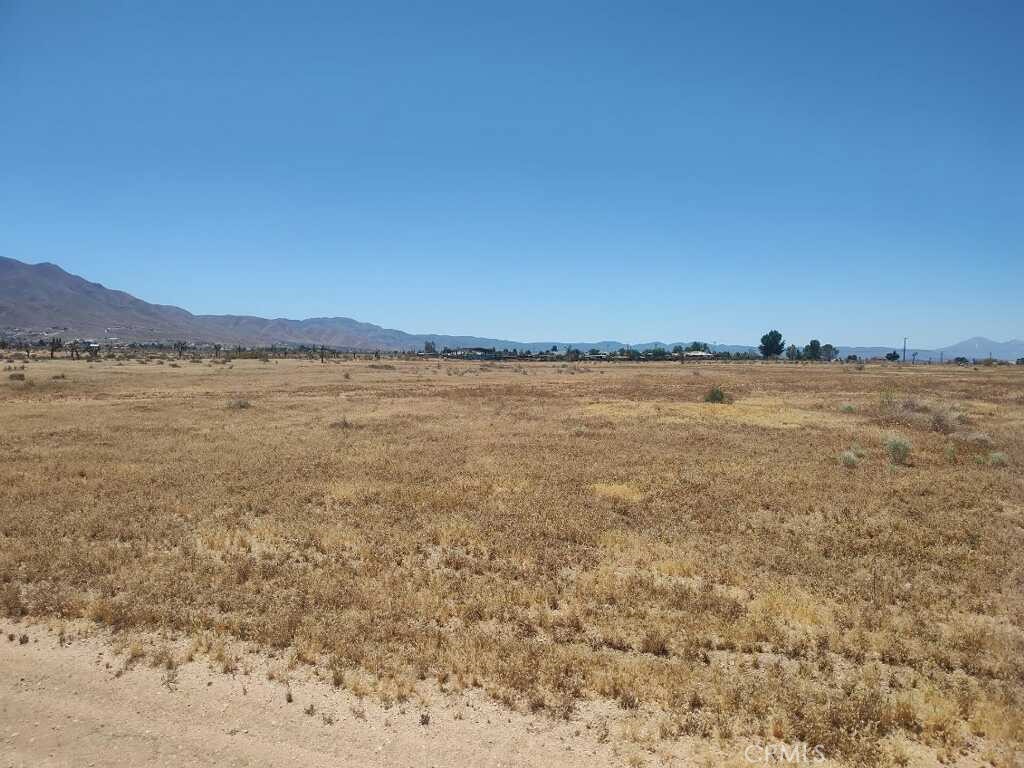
[1,359,1022,765]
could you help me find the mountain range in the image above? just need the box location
[1,256,1021,360]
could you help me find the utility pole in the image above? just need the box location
[902,337,908,363]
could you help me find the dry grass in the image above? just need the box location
[2,357,1023,765]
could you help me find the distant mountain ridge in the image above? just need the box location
[1,257,1020,359]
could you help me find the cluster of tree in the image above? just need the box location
[784,340,838,361]
[44,337,95,360]
[673,341,711,353]
[758,331,837,361]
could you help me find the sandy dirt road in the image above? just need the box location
[0,621,640,768]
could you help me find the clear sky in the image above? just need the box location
[2,1,1021,347]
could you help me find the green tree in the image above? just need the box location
[785,344,800,360]
[885,351,901,362]
[759,330,785,358]
[803,339,822,361]
[821,343,836,362]
[685,341,710,352]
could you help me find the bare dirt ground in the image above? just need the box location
[1,619,639,768]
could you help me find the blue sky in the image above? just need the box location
[2,1,1021,347]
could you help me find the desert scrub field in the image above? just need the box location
[2,357,1022,766]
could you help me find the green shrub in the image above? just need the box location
[840,404,856,414]
[988,452,1008,467]
[840,450,859,468]
[885,435,912,466]
[703,386,728,404]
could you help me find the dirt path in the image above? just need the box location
[0,621,633,768]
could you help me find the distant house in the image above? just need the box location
[682,350,714,360]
